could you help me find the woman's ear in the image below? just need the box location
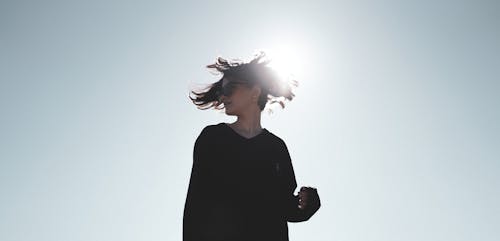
[251,86,261,102]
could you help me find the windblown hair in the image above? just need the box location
[190,52,298,111]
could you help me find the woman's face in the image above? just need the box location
[220,77,259,116]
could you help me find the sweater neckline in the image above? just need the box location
[221,123,268,141]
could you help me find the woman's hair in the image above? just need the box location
[189,52,297,111]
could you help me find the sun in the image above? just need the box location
[265,45,302,80]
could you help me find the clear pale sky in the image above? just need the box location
[1,0,499,241]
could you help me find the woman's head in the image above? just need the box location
[190,52,297,113]
[217,76,263,116]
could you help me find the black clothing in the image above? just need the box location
[183,123,300,241]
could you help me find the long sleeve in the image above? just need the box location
[183,127,211,241]
[278,141,320,223]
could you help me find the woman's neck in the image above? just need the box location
[231,111,262,136]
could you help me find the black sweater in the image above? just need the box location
[183,123,312,241]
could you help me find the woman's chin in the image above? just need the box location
[224,107,237,116]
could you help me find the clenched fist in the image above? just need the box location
[298,186,320,211]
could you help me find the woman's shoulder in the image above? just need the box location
[261,128,288,148]
[198,122,227,136]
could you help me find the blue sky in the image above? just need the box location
[1,0,499,241]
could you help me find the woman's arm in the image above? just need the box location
[277,140,321,222]
[183,127,211,241]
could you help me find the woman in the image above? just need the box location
[184,52,320,241]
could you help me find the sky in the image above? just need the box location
[1,0,499,241]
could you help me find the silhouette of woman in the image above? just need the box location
[184,52,320,241]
